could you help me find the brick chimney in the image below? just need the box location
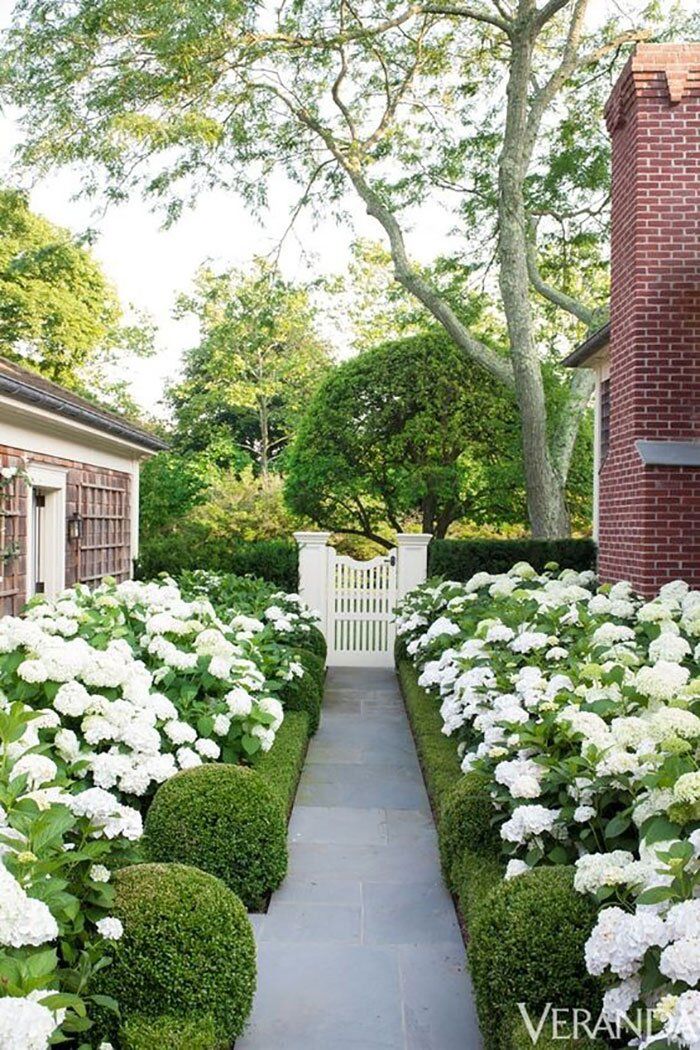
[597,44,700,594]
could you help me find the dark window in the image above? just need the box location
[600,377,611,467]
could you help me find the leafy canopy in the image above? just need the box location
[0,188,152,394]
[284,329,526,547]
[170,259,331,474]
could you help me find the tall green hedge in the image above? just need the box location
[428,538,596,581]
[136,534,298,590]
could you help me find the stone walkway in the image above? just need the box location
[238,667,482,1050]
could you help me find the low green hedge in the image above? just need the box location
[137,534,299,590]
[99,863,255,1045]
[397,660,463,810]
[144,764,288,910]
[279,670,322,734]
[294,646,327,686]
[397,660,603,1050]
[256,709,310,817]
[440,770,502,887]
[428,538,596,581]
[121,1014,219,1050]
[301,624,327,661]
[469,867,603,1050]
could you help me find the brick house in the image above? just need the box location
[564,43,700,595]
[0,357,167,614]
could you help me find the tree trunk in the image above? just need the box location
[496,10,570,538]
[258,396,269,478]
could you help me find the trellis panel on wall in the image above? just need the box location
[76,474,131,586]
[0,465,27,616]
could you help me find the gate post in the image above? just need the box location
[395,534,432,602]
[293,532,332,640]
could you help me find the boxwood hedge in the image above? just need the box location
[144,764,288,910]
[397,660,603,1050]
[99,863,255,1045]
[428,538,596,582]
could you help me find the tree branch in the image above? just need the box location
[420,2,512,32]
[526,236,598,326]
[550,367,595,481]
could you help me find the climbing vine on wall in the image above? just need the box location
[0,464,30,572]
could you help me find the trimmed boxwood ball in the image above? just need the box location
[303,624,327,660]
[439,771,501,887]
[294,647,326,687]
[98,863,255,1045]
[144,763,287,909]
[279,669,322,734]
[469,867,602,1050]
[121,1013,219,1050]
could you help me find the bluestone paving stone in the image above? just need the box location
[290,805,388,845]
[262,900,361,944]
[362,880,463,946]
[239,667,482,1050]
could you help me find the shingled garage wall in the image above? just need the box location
[597,45,700,594]
[0,444,132,617]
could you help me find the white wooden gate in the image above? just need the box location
[326,549,397,667]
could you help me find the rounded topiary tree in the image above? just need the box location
[99,863,256,1045]
[469,866,602,1049]
[279,669,322,734]
[144,764,288,909]
[439,771,502,887]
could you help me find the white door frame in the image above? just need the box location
[26,464,67,600]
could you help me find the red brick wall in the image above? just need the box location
[598,44,700,594]
[0,444,132,616]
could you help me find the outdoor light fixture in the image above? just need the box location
[67,511,83,542]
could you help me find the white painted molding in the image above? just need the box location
[26,463,67,600]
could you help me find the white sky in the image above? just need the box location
[0,88,450,418]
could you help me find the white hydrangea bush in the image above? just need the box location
[397,565,700,1046]
[5,578,303,806]
[0,699,139,1047]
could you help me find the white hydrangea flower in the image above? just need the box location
[0,995,58,1050]
[96,917,123,941]
[0,864,58,948]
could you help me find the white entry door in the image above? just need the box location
[327,549,397,667]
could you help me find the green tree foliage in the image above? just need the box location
[0,188,152,393]
[285,330,530,546]
[3,1,696,534]
[170,260,331,475]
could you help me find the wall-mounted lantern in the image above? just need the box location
[67,511,83,542]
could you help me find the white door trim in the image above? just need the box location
[26,464,67,600]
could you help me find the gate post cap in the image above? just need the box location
[293,531,333,546]
[395,533,432,546]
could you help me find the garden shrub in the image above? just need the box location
[137,533,299,590]
[144,764,288,909]
[279,669,322,733]
[397,660,463,809]
[451,848,502,931]
[99,863,256,1044]
[428,537,596,581]
[121,1014,219,1050]
[440,771,502,886]
[293,647,326,688]
[468,867,602,1050]
[302,623,328,660]
[256,709,310,817]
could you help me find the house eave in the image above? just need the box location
[0,373,168,453]
[562,322,611,369]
